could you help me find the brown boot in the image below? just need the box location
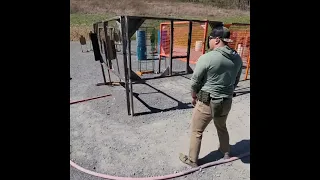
[218,149,231,159]
[223,152,231,159]
[179,153,198,168]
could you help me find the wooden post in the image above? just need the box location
[169,20,174,76]
[244,54,250,80]
[202,21,208,54]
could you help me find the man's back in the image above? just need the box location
[191,45,243,99]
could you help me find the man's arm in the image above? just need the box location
[234,59,243,90]
[191,56,207,96]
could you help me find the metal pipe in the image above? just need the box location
[102,65,124,81]
[103,16,121,22]
[186,21,192,73]
[126,15,221,23]
[120,16,131,115]
[169,20,174,76]
[158,24,163,74]
[132,72,190,82]
[100,62,107,85]
[93,23,98,34]
[159,55,188,59]
[125,16,135,116]
[103,22,112,84]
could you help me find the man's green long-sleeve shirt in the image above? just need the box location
[191,45,243,99]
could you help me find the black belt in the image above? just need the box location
[211,97,222,100]
[211,97,231,100]
[198,97,227,103]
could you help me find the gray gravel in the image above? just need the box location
[70,41,250,180]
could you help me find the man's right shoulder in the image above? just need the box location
[199,51,219,60]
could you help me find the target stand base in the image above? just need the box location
[96,82,123,86]
[136,70,154,76]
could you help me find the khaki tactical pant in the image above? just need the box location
[189,98,232,163]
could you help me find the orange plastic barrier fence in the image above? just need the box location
[159,22,250,80]
[225,23,250,80]
[159,21,208,64]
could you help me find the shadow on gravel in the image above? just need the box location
[198,139,250,165]
[131,82,249,116]
[234,87,250,97]
[234,90,250,97]
[133,82,194,116]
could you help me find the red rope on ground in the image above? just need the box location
[70,94,112,105]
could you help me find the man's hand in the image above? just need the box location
[191,91,197,106]
[191,91,197,99]
[192,98,197,106]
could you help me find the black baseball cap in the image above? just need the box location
[209,26,233,43]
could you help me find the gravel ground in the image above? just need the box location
[70,41,250,180]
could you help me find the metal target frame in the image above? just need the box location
[92,16,223,116]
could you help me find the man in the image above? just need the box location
[179,26,243,167]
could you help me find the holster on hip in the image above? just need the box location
[197,90,211,104]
